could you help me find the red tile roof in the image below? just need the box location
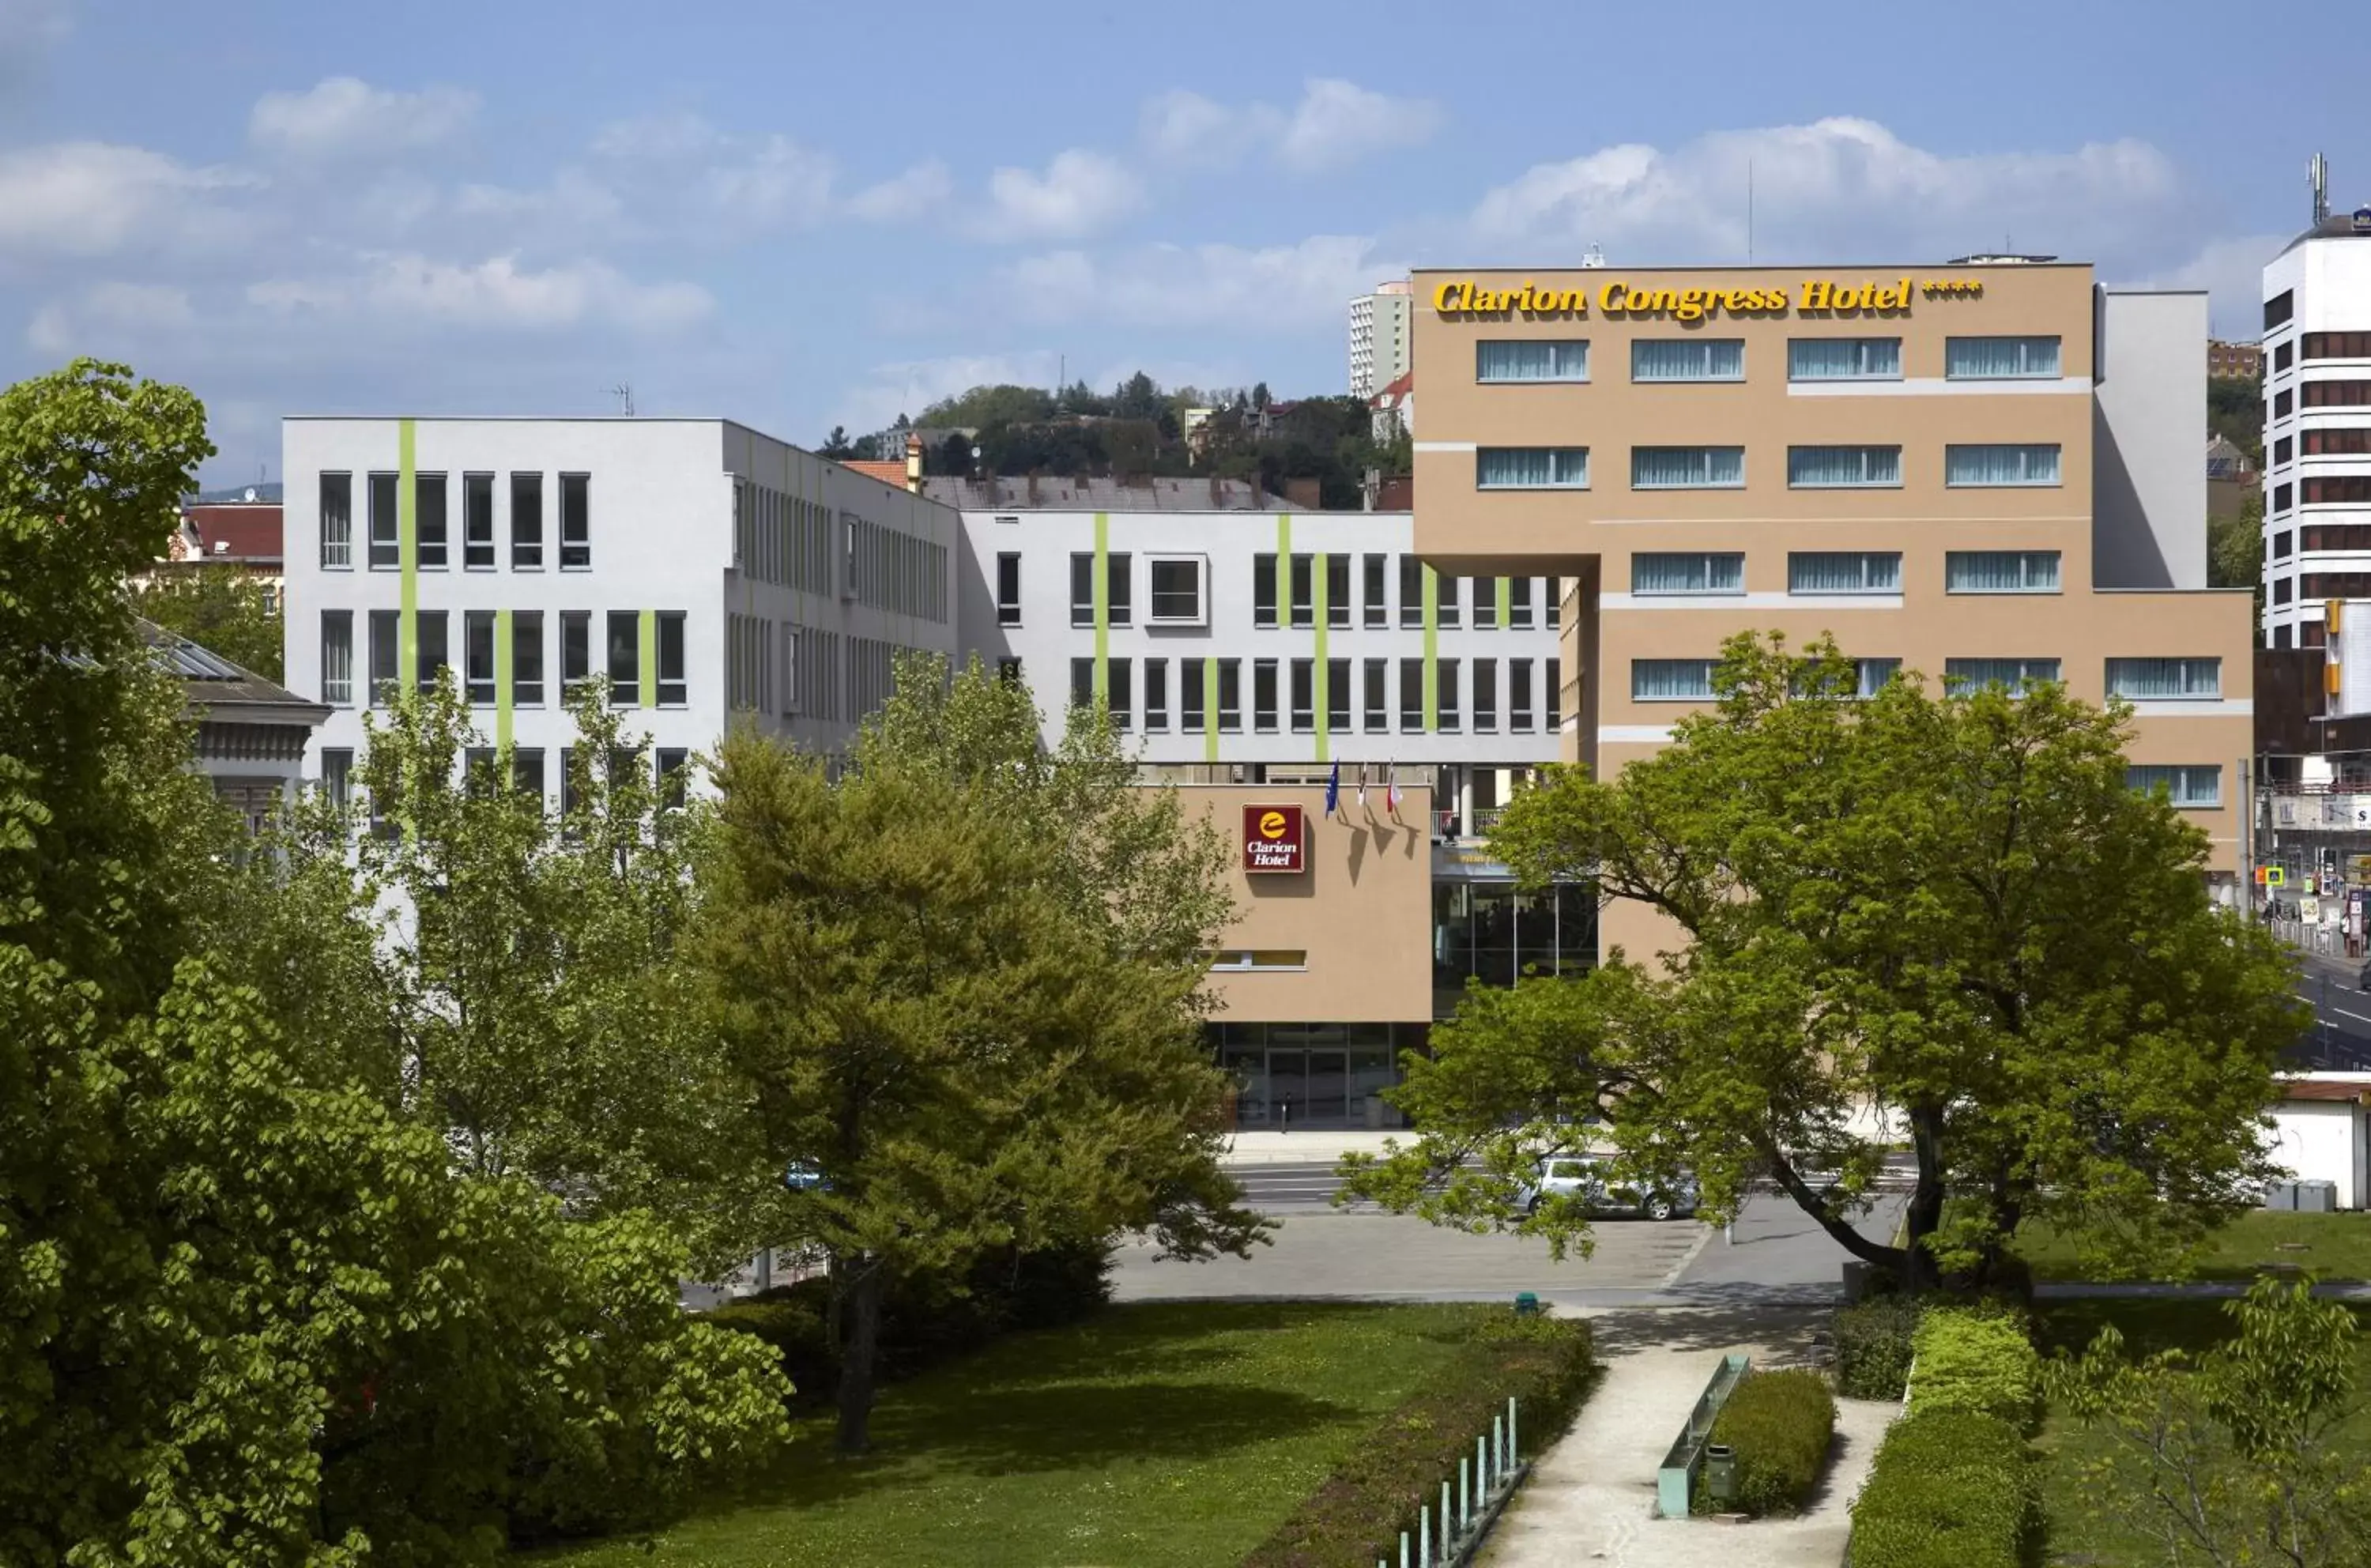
[842,460,908,488]
[183,503,283,562]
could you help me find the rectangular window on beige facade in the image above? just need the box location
[1631,553,1743,594]
[1478,447,1589,488]
[1477,341,1589,383]
[2126,765,2220,808]
[1789,552,1899,594]
[1946,551,2060,593]
[1788,338,1901,379]
[1788,446,1900,488]
[2105,658,2220,700]
[1632,447,1744,489]
[1945,444,2061,486]
[1944,658,2060,695]
[1633,659,1716,700]
[1632,339,1743,382]
[1946,337,2061,379]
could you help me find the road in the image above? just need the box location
[2288,949,2371,1071]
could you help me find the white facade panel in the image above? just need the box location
[2263,233,2371,648]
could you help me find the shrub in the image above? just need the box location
[1706,1368,1836,1517]
[1910,1306,2037,1428]
[1848,1408,2035,1568]
[1834,1296,1922,1400]
[1240,1310,1596,1568]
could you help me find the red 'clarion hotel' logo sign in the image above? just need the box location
[1242,804,1306,874]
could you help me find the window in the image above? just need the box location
[1510,659,1534,733]
[996,655,1023,687]
[368,610,398,706]
[1947,551,2060,592]
[1547,657,1562,729]
[2305,476,2371,505]
[416,611,448,692]
[2279,529,2303,556]
[320,748,352,812]
[1631,552,1744,594]
[1149,556,1203,623]
[1327,657,1350,732]
[1400,657,1423,731]
[1364,658,1388,731]
[1364,553,1388,628]
[1326,554,1350,628]
[2276,623,2293,649]
[463,473,494,567]
[997,552,1022,624]
[2275,435,2294,466]
[1438,573,1460,628]
[2275,576,2294,605]
[1182,658,1206,730]
[1290,658,1314,732]
[2127,764,2221,808]
[2275,389,2296,418]
[657,612,685,705]
[560,611,591,698]
[1070,553,1095,626]
[368,473,399,567]
[1205,950,1312,971]
[318,611,352,706]
[1789,551,1901,594]
[2304,332,2371,360]
[2106,658,2222,699]
[2266,289,2294,331]
[558,473,590,568]
[511,473,544,568]
[1478,447,1589,488]
[463,748,497,798]
[1399,557,1423,627]
[1943,658,2061,695]
[559,748,580,818]
[606,611,638,706]
[1473,658,1498,734]
[2276,340,2296,372]
[1788,337,1901,379]
[658,750,688,810]
[1945,336,2061,379]
[512,611,544,706]
[1547,582,1560,628]
[1473,576,1498,628]
[1853,659,1902,698]
[2305,428,2371,455]
[1631,338,1744,382]
[1289,554,1314,627]
[1946,443,2062,486]
[1253,553,1278,628]
[1106,552,1132,626]
[1789,446,1901,487]
[1144,658,1169,731]
[1254,659,1279,732]
[319,473,352,567]
[1216,659,1242,731]
[415,473,447,567]
[1509,577,1534,627]
[464,610,496,704]
[1437,658,1461,731]
[1632,659,1716,700]
[1069,658,1095,713]
[1477,340,1589,382]
[2275,482,2294,513]
[1106,658,1131,729]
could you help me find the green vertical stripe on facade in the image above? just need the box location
[1276,512,1291,563]
[639,609,657,708]
[1496,576,1512,627]
[1091,511,1110,707]
[1312,550,1329,764]
[1203,658,1219,763]
[494,608,514,750]
[1422,565,1439,732]
[398,419,417,680]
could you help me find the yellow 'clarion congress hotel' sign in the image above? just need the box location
[1432,276,1987,322]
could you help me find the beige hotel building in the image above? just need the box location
[1411,260,2254,956]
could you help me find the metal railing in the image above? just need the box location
[1382,1396,1526,1568]
[1656,1353,1751,1517]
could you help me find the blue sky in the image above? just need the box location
[0,0,2362,485]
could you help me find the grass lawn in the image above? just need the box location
[2028,1298,2371,1566]
[533,1301,1521,1568]
[2011,1210,2371,1283]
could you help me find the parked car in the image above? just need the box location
[1520,1154,1699,1221]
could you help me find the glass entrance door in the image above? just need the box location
[1306,1050,1348,1126]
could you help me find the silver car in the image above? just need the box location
[1521,1154,1699,1221]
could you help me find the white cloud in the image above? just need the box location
[590,111,722,162]
[0,141,251,259]
[0,0,71,84]
[27,281,193,356]
[848,160,952,224]
[249,77,479,160]
[702,134,835,228]
[976,149,1141,242]
[249,253,711,334]
[2128,232,2288,339]
[835,349,1062,434]
[1468,117,2186,272]
[1140,79,1442,173]
[451,168,624,231]
[1000,236,1397,330]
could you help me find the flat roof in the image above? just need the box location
[1409,260,2095,274]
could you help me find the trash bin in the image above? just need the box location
[2299,1180,2339,1213]
[2264,1180,2301,1212]
[1513,1291,1540,1317]
[1840,1261,1872,1303]
[1704,1445,1738,1506]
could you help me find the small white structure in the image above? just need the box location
[2268,1077,2370,1208]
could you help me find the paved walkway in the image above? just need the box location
[1480,1307,1897,1568]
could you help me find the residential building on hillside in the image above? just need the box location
[142,493,287,610]
[1349,280,1413,401]
[2260,208,2371,654]
[281,416,959,817]
[1370,369,1415,443]
[2209,337,2264,379]
[922,473,1283,511]
[1410,260,2254,959]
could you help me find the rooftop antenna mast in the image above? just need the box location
[2312,151,2331,225]
[607,382,635,417]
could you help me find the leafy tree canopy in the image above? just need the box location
[132,567,284,680]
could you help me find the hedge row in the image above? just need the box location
[1908,1306,2037,1429]
[1704,1368,1835,1517]
[701,1240,1111,1408]
[1846,1408,2036,1568]
[1834,1297,1921,1400]
[1239,1313,1596,1568]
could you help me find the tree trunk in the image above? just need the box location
[834,1257,884,1456]
[1898,1104,1948,1293]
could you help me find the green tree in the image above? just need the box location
[2046,1277,2369,1566]
[691,655,1264,1453]
[131,567,284,679]
[818,424,857,458]
[2211,493,2267,639]
[1343,634,2305,1288]
[2209,375,2264,466]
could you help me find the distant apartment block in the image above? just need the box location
[1349,280,1413,401]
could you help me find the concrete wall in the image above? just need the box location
[2268,1094,2368,1209]
[2094,289,2208,590]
